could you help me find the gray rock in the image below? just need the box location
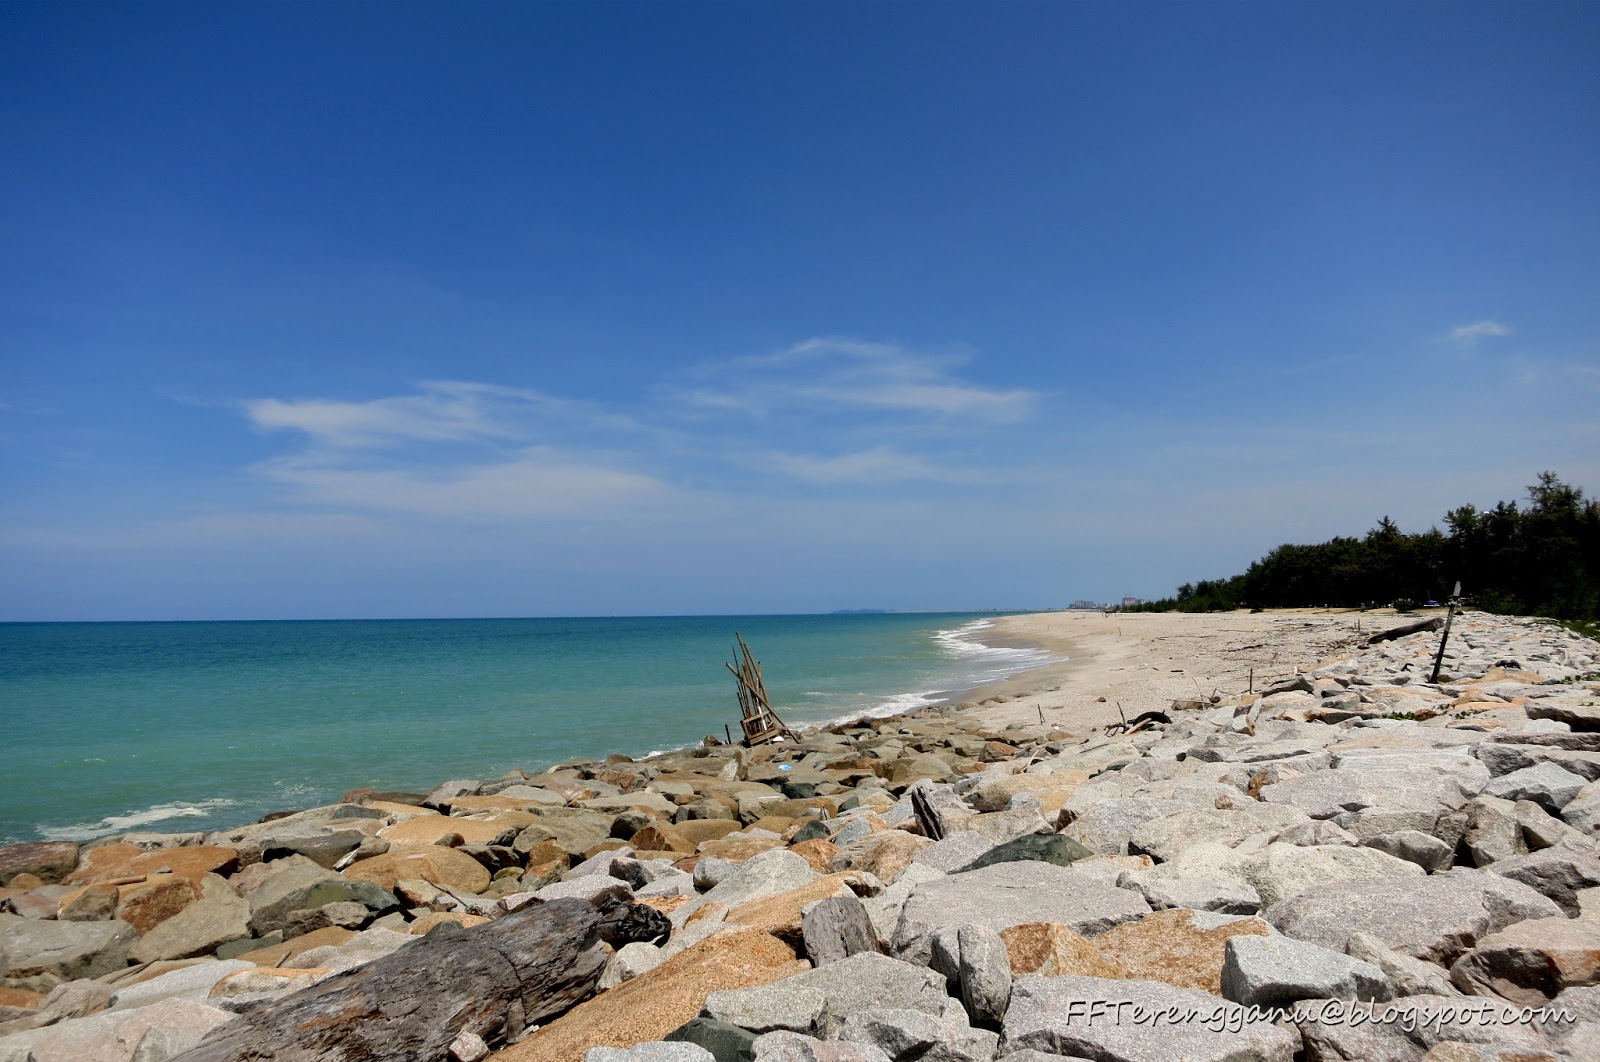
[1448,914,1600,1004]
[1261,766,1480,822]
[891,863,1150,966]
[909,833,992,874]
[599,941,664,990]
[999,974,1299,1061]
[1462,796,1527,867]
[1059,798,1191,856]
[692,855,739,891]
[285,926,413,972]
[1482,761,1588,812]
[702,981,826,1034]
[37,978,114,1019]
[769,953,953,1038]
[0,917,137,989]
[129,893,251,964]
[0,996,234,1062]
[674,850,818,926]
[533,876,633,905]
[1345,932,1460,998]
[1267,868,1564,964]
[1220,934,1391,1006]
[1514,799,1585,850]
[587,1044,716,1062]
[956,923,1011,1029]
[837,1008,946,1060]
[1296,991,1562,1060]
[1128,805,1311,862]
[1485,838,1600,915]
[751,1031,891,1062]
[1234,842,1424,910]
[1365,830,1456,873]
[1273,820,1362,847]
[449,1029,490,1062]
[1476,742,1600,781]
[105,960,255,1011]
[244,862,340,936]
[1116,870,1261,915]
[664,1017,758,1062]
[956,834,1091,873]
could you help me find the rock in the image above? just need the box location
[749,1032,891,1062]
[1116,869,1261,915]
[1462,797,1526,867]
[1092,909,1273,995]
[600,942,665,991]
[1514,799,1584,851]
[827,832,930,885]
[206,965,325,1000]
[1260,764,1482,821]
[104,960,255,1012]
[1485,838,1600,915]
[1476,742,1600,781]
[535,877,634,906]
[911,833,998,873]
[955,834,1091,873]
[67,844,240,888]
[1295,991,1561,1061]
[1267,869,1564,963]
[0,996,234,1062]
[1347,933,1461,998]
[284,926,414,973]
[340,846,492,895]
[450,1029,491,1062]
[999,923,1128,980]
[891,863,1150,966]
[838,1007,995,1061]
[1127,805,1311,862]
[1000,974,1299,1061]
[56,882,120,922]
[0,843,80,887]
[0,917,137,989]
[499,927,806,1062]
[663,1017,758,1062]
[955,923,1011,1028]
[1482,762,1588,812]
[1366,830,1457,874]
[702,980,826,1034]
[676,851,820,926]
[970,771,1090,814]
[766,953,954,1038]
[1220,934,1391,1006]
[1449,915,1600,1004]
[1234,842,1425,910]
[800,894,880,966]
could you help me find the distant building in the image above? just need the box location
[1121,596,1142,608]
[1067,599,1103,611]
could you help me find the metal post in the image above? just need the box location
[1429,582,1462,684]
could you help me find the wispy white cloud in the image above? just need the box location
[683,337,1036,424]
[1448,320,1512,346]
[759,447,968,485]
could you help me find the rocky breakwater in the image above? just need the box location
[1,611,1598,1062]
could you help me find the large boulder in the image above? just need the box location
[1267,869,1564,964]
[891,863,1149,966]
[128,892,251,964]
[1091,909,1273,995]
[1127,805,1310,862]
[1060,798,1192,856]
[1448,916,1600,1004]
[1000,974,1299,1061]
[0,842,79,886]
[1232,842,1425,910]
[1485,838,1600,916]
[0,918,137,990]
[762,953,956,1039]
[340,846,492,895]
[1220,934,1391,1007]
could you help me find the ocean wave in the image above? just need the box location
[39,798,240,841]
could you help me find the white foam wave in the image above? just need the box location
[39,799,240,842]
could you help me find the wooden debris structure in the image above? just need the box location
[727,633,799,746]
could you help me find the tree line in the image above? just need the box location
[1129,472,1600,622]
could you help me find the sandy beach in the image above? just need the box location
[954,608,1410,732]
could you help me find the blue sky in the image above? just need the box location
[2,1,1597,621]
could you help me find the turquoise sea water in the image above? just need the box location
[0,613,1051,845]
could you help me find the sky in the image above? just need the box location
[2,1,1597,621]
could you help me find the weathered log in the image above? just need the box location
[801,894,881,965]
[1366,617,1443,645]
[909,784,946,841]
[174,897,668,1062]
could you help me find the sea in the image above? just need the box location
[0,613,1054,846]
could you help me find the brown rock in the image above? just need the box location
[1001,922,1130,979]
[341,847,491,894]
[445,795,562,815]
[364,800,438,818]
[1450,916,1600,1004]
[670,820,744,845]
[629,824,697,854]
[695,837,784,864]
[788,839,840,874]
[0,986,45,1011]
[971,770,1091,813]
[1093,909,1272,994]
[6,873,44,892]
[209,965,328,998]
[408,911,491,935]
[636,895,693,916]
[724,874,859,944]
[746,816,801,837]
[828,830,932,884]
[496,926,806,1062]
[377,815,507,847]
[114,874,200,934]
[764,798,838,819]
[581,839,630,860]
[238,926,357,967]
[518,841,572,870]
[67,843,239,887]
[56,882,121,922]
[0,841,79,885]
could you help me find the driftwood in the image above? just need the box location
[801,894,881,965]
[909,784,946,841]
[726,633,798,746]
[1366,617,1443,645]
[174,898,668,1062]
